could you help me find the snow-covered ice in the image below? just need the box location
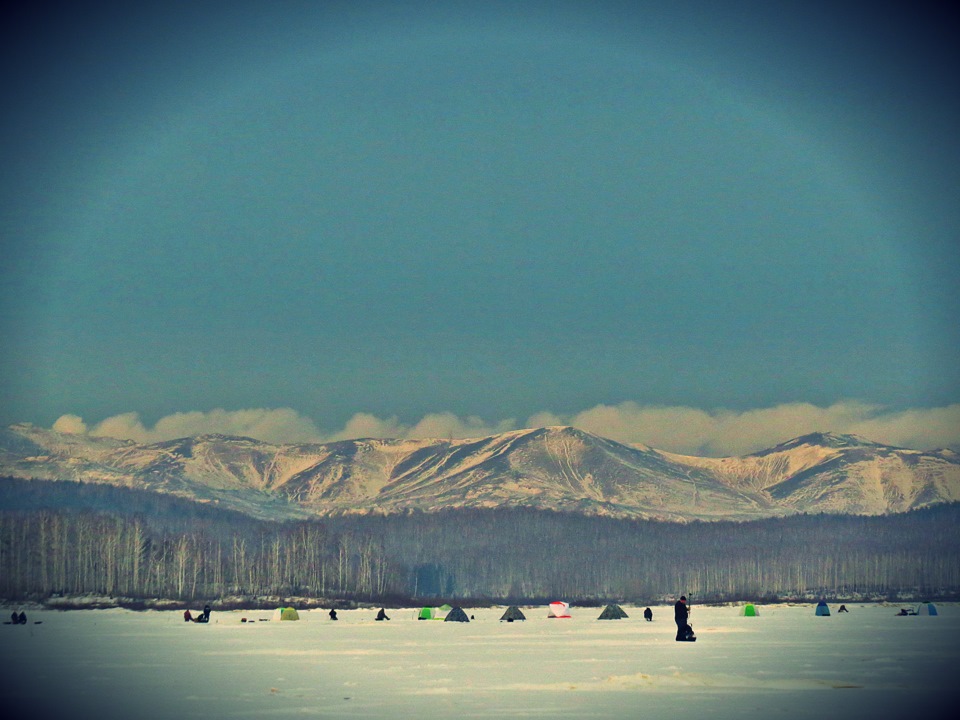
[3,603,957,719]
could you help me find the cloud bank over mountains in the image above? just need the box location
[49,401,960,456]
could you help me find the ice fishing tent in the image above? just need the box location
[444,607,470,622]
[915,601,938,616]
[435,604,452,619]
[548,601,572,618]
[815,601,830,616]
[741,603,759,616]
[500,606,526,622]
[418,604,452,620]
[597,604,628,620]
[272,607,299,621]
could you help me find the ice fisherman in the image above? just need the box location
[643,607,653,621]
[375,608,390,621]
[183,609,192,622]
[674,596,694,641]
[329,609,338,621]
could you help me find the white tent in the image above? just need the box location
[548,601,571,618]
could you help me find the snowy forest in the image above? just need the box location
[2,478,958,604]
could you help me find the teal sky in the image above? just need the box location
[2,1,958,450]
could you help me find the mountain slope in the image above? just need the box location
[658,432,960,514]
[2,425,958,521]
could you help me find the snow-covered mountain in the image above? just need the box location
[2,424,958,521]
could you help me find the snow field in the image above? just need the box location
[3,603,957,719]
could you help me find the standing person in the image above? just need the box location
[643,607,653,622]
[674,596,694,641]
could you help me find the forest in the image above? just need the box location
[2,477,958,604]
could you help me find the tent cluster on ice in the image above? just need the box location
[417,604,470,622]
[257,600,941,627]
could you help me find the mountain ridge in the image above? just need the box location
[2,423,958,522]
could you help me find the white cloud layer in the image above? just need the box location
[554,401,960,456]
[54,408,324,446]
[51,401,960,456]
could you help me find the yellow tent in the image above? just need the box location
[272,606,299,621]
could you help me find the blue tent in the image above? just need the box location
[815,601,830,616]
[915,601,938,616]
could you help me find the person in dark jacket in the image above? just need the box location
[674,596,693,641]
[329,608,338,621]
[643,607,653,621]
[375,608,390,621]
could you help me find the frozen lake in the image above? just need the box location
[3,602,958,719]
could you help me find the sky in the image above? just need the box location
[2,1,958,455]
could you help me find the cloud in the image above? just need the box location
[51,414,87,435]
[325,412,406,442]
[50,401,960,455]
[406,412,516,440]
[55,408,325,445]
[848,405,960,452]
[544,400,960,456]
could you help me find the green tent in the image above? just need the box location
[597,604,628,620]
[418,605,451,620]
[741,603,759,616]
[815,601,830,616]
[272,606,299,621]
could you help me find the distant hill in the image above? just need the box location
[2,424,958,521]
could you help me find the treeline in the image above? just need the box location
[1,478,959,603]
[362,504,960,601]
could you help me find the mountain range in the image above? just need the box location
[2,423,958,522]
